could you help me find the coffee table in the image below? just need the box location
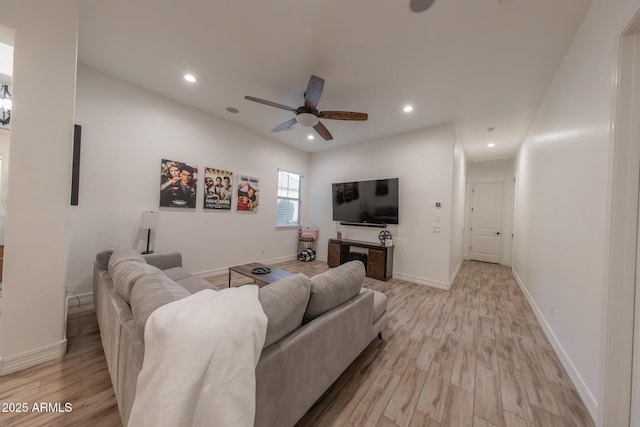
[227,262,294,288]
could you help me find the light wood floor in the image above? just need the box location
[0,260,594,426]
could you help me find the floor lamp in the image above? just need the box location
[141,211,159,254]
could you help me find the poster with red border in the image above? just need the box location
[236,175,259,212]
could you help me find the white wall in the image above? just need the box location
[0,0,79,370]
[68,66,310,294]
[308,123,457,288]
[464,159,514,265]
[512,0,640,419]
[0,131,10,246]
[449,130,466,279]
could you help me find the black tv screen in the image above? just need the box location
[332,178,399,225]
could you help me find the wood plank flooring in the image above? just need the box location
[0,260,594,426]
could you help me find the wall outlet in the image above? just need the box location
[432,225,441,233]
[550,304,555,318]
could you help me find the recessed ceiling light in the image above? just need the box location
[183,74,197,83]
[488,143,496,148]
[403,105,414,113]
[226,107,239,114]
[307,134,315,140]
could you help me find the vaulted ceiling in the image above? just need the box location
[78,0,592,160]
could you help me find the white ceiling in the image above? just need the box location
[78,0,591,161]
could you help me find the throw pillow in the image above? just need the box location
[107,248,146,277]
[112,260,162,302]
[304,261,365,322]
[130,273,191,341]
[259,274,311,348]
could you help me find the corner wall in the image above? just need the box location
[0,0,79,371]
[308,123,458,288]
[0,132,10,246]
[450,129,466,280]
[512,0,640,419]
[69,66,310,294]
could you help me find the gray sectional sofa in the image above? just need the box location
[93,248,388,427]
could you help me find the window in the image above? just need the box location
[277,170,301,226]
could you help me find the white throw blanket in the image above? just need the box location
[128,286,268,427]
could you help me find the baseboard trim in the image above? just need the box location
[449,260,462,286]
[393,272,452,290]
[66,292,93,307]
[0,339,67,376]
[512,268,598,422]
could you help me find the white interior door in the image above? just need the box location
[470,182,503,263]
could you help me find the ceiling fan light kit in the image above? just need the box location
[296,112,319,127]
[244,75,368,141]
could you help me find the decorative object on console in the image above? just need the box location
[140,211,159,254]
[204,167,233,210]
[378,230,392,245]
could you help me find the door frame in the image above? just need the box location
[464,178,513,265]
[600,7,640,426]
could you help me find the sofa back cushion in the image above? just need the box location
[304,261,365,323]
[130,273,191,341]
[259,274,311,348]
[95,249,114,271]
[107,248,146,277]
[112,260,162,302]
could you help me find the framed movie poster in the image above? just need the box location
[236,175,259,212]
[159,159,198,208]
[204,167,233,210]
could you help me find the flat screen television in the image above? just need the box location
[332,178,399,226]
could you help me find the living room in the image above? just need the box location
[3,0,640,426]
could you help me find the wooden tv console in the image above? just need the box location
[327,238,394,281]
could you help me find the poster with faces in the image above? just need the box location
[159,159,198,208]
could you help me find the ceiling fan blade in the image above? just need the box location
[304,75,325,109]
[271,117,298,133]
[244,96,297,112]
[313,121,333,141]
[320,111,368,121]
[410,0,435,13]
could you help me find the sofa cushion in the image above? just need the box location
[112,260,162,302]
[163,266,192,282]
[108,248,146,277]
[176,275,220,293]
[304,261,365,323]
[372,290,387,322]
[130,273,191,341]
[143,252,183,270]
[259,274,311,348]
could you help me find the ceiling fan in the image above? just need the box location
[244,75,368,141]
